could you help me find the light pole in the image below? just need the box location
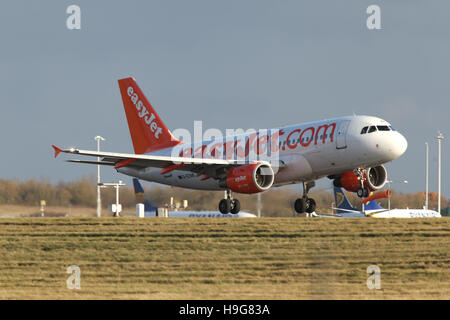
[425,142,429,210]
[387,179,408,211]
[437,132,444,215]
[95,136,105,218]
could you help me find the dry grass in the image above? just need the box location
[0,217,448,299]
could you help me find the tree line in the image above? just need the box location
[0,177,447,216]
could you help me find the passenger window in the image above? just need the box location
[368,126,377,133]
[377,125,390,131]
[360,126,368,134]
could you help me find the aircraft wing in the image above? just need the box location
[52,145,271,178]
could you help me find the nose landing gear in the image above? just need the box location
[357,187,370,198]
[354,168,370,198]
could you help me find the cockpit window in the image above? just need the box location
[360,126,368,134]
[368,126,377,133]
[377,125,390,131]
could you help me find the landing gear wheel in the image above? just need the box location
[305,198,316,213]
[357,188,364,198]
[294,181,317,215]
[363,188,370,198]
[219,199,231,214]
[357,187,370,198]
[230,199,241,214]
[294,198,306,214]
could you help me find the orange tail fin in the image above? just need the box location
[118,77,181,154]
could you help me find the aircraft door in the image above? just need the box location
[335,120,350,149]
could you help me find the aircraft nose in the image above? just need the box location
[391,132,408,158]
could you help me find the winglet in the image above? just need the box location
[52,145,62,158]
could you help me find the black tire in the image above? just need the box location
[219,199,231,214]
[357,188,364,198]
[230,199,241,214]
[363,188,370,198]
[306,198,316,213]
[294,198,306,213]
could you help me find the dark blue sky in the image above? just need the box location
[1,1,449,197]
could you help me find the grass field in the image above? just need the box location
[0,217,448,299]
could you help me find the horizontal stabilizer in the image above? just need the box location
[66,159,115,166]
[52,145,62,158]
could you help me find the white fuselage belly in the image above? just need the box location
[118,115,407,192]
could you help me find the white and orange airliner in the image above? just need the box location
[53,77,408,214]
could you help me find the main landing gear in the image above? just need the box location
[354,168,370,198]
[294,181,316,214]
[219,190,241,214]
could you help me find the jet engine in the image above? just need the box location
[222,162,274,194]
[333,165,387,193]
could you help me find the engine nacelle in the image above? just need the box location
[333,165,387,193]
[223,163,274,194]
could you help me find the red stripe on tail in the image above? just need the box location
[118,77,181,154]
